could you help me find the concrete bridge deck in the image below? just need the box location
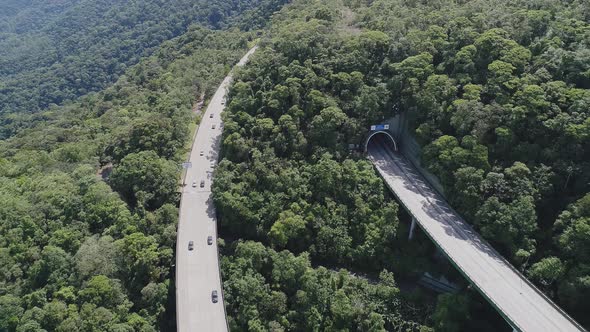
[368,137,585,332]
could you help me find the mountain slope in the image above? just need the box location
[0,23,259,332]
[0,0,288,138]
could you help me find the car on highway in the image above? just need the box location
[188,241,194,251]
[211,290,218,303]
[191,181,197,187]
[207,236,213,245]
[211,124,216,129]
[209,113,213,118]
[200,180,205,188]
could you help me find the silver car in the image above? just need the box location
[188,241,194,251]
[207,236,213,245]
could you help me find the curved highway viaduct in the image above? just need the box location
[366,131,586,332]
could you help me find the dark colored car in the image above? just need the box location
[188,241,194,251]
[207,236,213,245]
[200,180,205,188]
[211,290,218,303]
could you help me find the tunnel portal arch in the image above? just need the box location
[364,130,398,153]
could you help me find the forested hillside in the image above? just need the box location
[0,0,79,31]
[0,20,258,330]
[358,0,589,326]
[0,0,287,139]
[214,0,590,330]
[0,0,588,330]
[214,1,445,330]
[0,0,294,330]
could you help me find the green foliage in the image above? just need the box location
[216,0,589,329]
[475,195,537,259]
[222,241,425,331]
[110,151,178,209]
[0,21,258,330]
[0,295,23,332]
[268,210,307,248]
[1,0,589,329]
[431,293,470,332]
[0,0,288,139]
[528,257,565,288]
[213,1,433,329]
[422,135,490,188]
[348,0,590,325]
[78,275,128,308]
[543,194,590,325]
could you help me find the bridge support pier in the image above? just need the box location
[408,217,417,240]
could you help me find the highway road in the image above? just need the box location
[176,46,257,332]
[368,136,585,332]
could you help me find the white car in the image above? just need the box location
[191,181,197,187]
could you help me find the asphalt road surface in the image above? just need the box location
[176,46,257,332]
[368,136,585,332]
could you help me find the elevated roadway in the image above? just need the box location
[176,46,257,332]
[367,135,585,332]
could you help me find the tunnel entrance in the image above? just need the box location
[364,130,398,153]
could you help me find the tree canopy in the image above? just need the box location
[0,18,262,330]
[213,0,590,329]
[0,0,588,330]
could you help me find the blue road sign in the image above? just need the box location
[370,124,390,131]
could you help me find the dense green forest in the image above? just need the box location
[0,0,288,139]
[222,240,427,331]
[0,14,263,330]
[0,0,79,31]
[0,0,588,330]
[213,0,590,330]
[0,0,294,330]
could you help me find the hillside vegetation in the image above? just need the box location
[0,0,588,330]
[0,24,255,331]
[214,0,590,330]
[0,0,287,138]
